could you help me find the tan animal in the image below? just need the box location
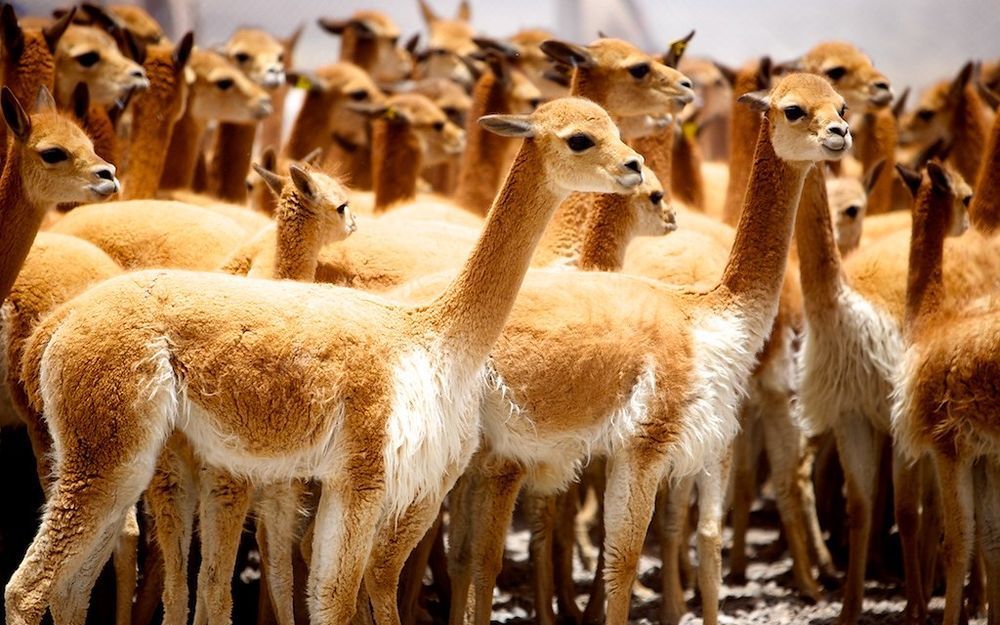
[506,28,568,101]
[679,56,732,161]
[826,160,886,255]
[318,11,413,84]
[413,0,478,87]
[3,97,644,625]
[52,24,149,108]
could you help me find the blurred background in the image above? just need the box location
[18,0,1000,98]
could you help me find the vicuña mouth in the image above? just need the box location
[616,172,643,189]
[89,179,120,198]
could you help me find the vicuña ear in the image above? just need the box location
[43,5,75,53]
[713,61,737,87]
[287,71,327,92]
[737,90,770,112]
[1,4,24,61]
[417,0,439,26]
[483,52,511,88]
[947,61,974,104]
[2,87,31,143]
[174,32,195,71]
[863,159,886,195]
[473,37,519,60]
[35,86,57,114]
[259,146,277,172]
[757,57,773,90]
[479,114,535,137]
[81,3,124,32]
[404,33,420,55]
[976,81,1000,110]
[926,160,951,193]
[891,86,910,119]
[347,101,395,119]
[456,0,471,22]
[317,18,348,35]
[252,162,286,198]
[540,40,594,69]
[662,29,695,69]
[895,163,923,198]
[289,165,318,201]
[301,147,323,166]
[70,82,90,121]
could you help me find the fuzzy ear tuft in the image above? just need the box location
[926,160,951,193]
[35,86,57,114]
[540,40,594,69]
[289,164,318,201]
[478,114,535,138]
[895,163,923,198]
[863,159,886,195]
[1,87,30,143]
[252,162,286,198]
[737,90,770,112]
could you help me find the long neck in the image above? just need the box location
[372,118,421,211]
[159,102,206,190]
[578,193,633,271]
[84,105,119,167]
[969,109,1000,234]
[631,128,673,195]
[424,141,565,363]
[339,29,377,72]
[454,71,513,215]
[0,35,55,172]
[856,109,896,215]
[533,191,592,265]
[905,180,952,330]
[950,86,989,185]
[794,165,843,313]
[322,135,373,190]
[718,116,809,308]
[273,190,323,280]
[722,69,764,226]
[284,91,331,159]
[0,149,45,302]
[211,122,258,203]
[671,127,705,210]
[123,54,182,199]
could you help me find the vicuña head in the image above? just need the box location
[318,11,413,84]
[632,166,676,236]
[187,49,272,121]
[358,93,466,166]
[740,72,852,163]
[222,28,286,89]
[800,41,892,112]
[53,24,149,107]
[481,96,644,192]
[541,37,695,116]
[899,63,975,147]
[287,62,386,150]
[897,161,971,237]
[406,77,472,127]
[253,161,358,244]
[4,86,119,203]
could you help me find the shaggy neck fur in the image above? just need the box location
[210,122,258,203]
[159,104,206,190]
[454,70,513,216]
[904,178,952,330]
[794,165,843,314]
[123,49,185,199]
[0,149,45,302]
[274,190,324,280]
[425,140,564,365]
[577,193,634,271]
[856,109,896,215]
[949,85,989,185]
[969,110,1000,234]
[83,105,118,167]
[722,67,764,226]
[0,33,55,171]
[718,116,808,309]
[372,118,421,211]
[671,127,705,210]
[630,128,673,196]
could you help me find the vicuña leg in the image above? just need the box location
[974,459,1000,625]
[695,453,733,625]
[446,469,477,625]
[892,448,928,625]
[256,480,304,625]
[113,507,140,625]
[526,493,559,625]
[657,475,694,625]
[935,451,974,625]
[727,408,760,584]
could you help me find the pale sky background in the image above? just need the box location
[20,0,1000,94]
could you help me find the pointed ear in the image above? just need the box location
[318,18,348,35]
[287,71,327,92]
[456,0,471,22]
[259,146,277,172]
[483,52,510,88]
[1,3,25,61]
[70,82,90,121]
[895,163,923,198]
[1,87,30,143]
[863,159,885,195]
[43,5,76,54]
[284,23,304,54]
[757,56,773,90]
[301,147,323,166]
[252,162,286,198]
[417,0,439,26]
[479,114,534,137]
[926,160,951,193]
[174,32,195,71]
[404,33,420,55]
[122,28,147,65]
[976,81,1000,111]
[543,66,571,87]
[772,56,801,75]
[540,40,594,69]
[289,165,318,201]
[347,101,393,119]
[473,37,518,60]
[891,86,910,119]
[914,137,950,169]
[713,61,737,86]
[663,29,695,69]
[35,86,57,114]
[737,90,770,112]
[948,62,974,103]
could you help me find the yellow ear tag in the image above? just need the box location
[385,106,398,121]
[295,75,312,90]
[682,120,698,141]
[671,41,687,59]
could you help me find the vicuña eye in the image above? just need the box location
[825,66,847,81]
[432,120,445,132]
[234,52,250,64]
[844,205,860,219]
[39,147,69,164]
[215,78,234,91]
[650,191,663,205]
[628,63,650,79]
[337,203,348,214]
[917,109,935,121]
[348,89,369,101]
[963,195,972,207]
[567,133,595,152]
[783,105,806,121]
[75,51,100,68]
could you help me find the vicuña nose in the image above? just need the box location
[829,124,848,137]
[95,166,116,181]
[680,79,693,90]
[624,158,642,174]
[130,68,147,80]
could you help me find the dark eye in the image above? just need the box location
[528,97,541,110]
[917,109,935,121]
[388,36,400,46]
[839,104,848,118]
[963,195,972,207]
[783,105,806,121]
[215,78,234,91]
[567,133,595,152]
[844,205,860,219]
[277,52,285,64]
[337,203,347,214]
[825,66,847,81]
[234,52,250,64]
[432,120,445,132]
[39,147,69,164]
[650,191,663,205]
[348,89,369,101]
[75,51,100,68]
[628,63,650,79]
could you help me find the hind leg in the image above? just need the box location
[114,507,140,625]
[256,479,304,625]
[657,475,694,625]
[728,412,760,584]
[974,459,1000,625]
[893,447,928,625]
[935,451,974,625]
[446,469,477,625]
[695,452,732,625]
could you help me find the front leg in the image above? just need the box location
[694,452,732,625]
